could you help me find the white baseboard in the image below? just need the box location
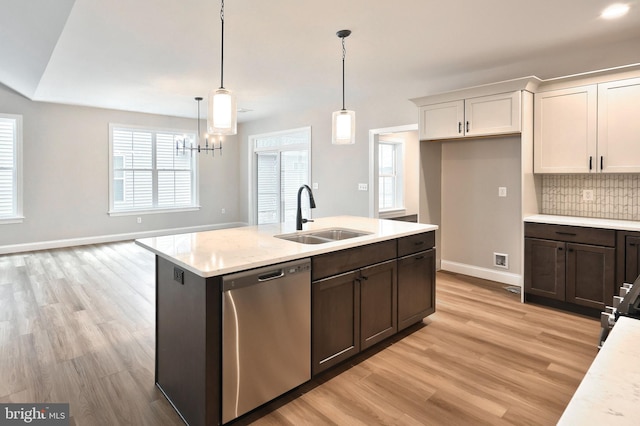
[440,260,522,287]
[0,222,248,255]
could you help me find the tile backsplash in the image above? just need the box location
[542,174,640,220]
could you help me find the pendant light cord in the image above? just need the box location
[220,0,225,89]
[341,36,346,111]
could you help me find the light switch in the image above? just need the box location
[358,183,368,191]
[498,187,507,197]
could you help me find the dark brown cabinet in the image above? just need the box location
[311,270,360,375]
[397,249,436,331]
[616,230,640,285]
[525,223,615,313]
[311,231,436,376]
[360,260,397,350]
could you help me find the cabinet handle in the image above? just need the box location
[629,243,637,247]
[466,121,470,133]
[589,156,593,170]
[558,247,563,251]
[600,156,604,170]
[568,248,574,253]
[458,122,462,134]
[555,231,577,236]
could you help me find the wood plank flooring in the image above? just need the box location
[0,242,600,425]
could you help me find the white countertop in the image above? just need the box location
[135,216,438,277]
[525,214,640,232]
[558,316,640,425]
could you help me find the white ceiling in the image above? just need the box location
[2,0,640,122]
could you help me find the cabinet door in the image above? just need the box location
[534,85,597,173]
[397,249,435,331]
[566,243,615,310]
[359,260,397,350]
[598,78,640,173]
[464,91,521,137]
[625,236,640,284]
[311,271,360,376]
[524,238,566,300]
[419,100,464,140]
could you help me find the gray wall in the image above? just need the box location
[441,136,522,274]
[0,84,241,248]
[237,98,419,222]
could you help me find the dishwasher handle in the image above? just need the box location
[258,269,285,282]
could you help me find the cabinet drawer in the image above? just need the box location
[312,240,397,281]
[524,223,615,247]
[398,231,435,257]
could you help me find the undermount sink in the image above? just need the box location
[275,228,372,244]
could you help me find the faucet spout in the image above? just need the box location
[296,185,316,230]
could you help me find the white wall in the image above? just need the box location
[0,84,241,250]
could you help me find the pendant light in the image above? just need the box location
[208,0,237,136]
[332,29,355,145]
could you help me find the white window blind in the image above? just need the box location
[0,114,22,222]
[109,125,197,214]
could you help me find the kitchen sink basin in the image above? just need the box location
[307,229,371,240]
[275,234,333,244]
[274,228,372,245]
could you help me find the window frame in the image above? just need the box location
[0,113,24,224]
[108,123,200,216]
[378,139,405,213]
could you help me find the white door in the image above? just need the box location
[598,77,640,173]
[534,85,597,173]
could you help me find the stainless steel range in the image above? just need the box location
[599,274,640,348]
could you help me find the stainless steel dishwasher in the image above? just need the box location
[221,258,311,424]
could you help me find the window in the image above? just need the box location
[251,127,311,225]
[0,114,23,223]
[109,124,198,214]
[378,141,404,211]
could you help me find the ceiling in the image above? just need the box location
[2,0,640,122]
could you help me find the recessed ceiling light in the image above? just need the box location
[601,3,630,19]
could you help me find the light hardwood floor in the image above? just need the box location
[0,242,600,425]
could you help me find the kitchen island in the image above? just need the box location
[136,216,438,425]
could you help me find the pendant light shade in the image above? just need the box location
[332,109,355,145]
[208,0,237,136]
[332,29,355,145]
[208,88,237,135]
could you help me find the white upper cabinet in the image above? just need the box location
[535,76,640,174]
[597,77,640,173]
[464,91,521,137]
[419,91,521,141]
[420,100,464,140]
[534,85,597,173]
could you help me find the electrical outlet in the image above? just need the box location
[498,187,507,197]
[136,217,142,224]
[173,267,184,284]
[358,183,368,191]
[221,208,226,214]
[494,253,509,269]
[582,190,594,201]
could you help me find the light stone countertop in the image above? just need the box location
[524,214,640,232]
[136,215,438,278]
[557,316,640,425]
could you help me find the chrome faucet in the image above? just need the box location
[296,185,316,230]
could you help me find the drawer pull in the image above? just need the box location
[555,231,577,236]
[414,256,424,260]
[414,241,425,246]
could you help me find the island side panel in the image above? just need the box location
[156,255,221,426]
